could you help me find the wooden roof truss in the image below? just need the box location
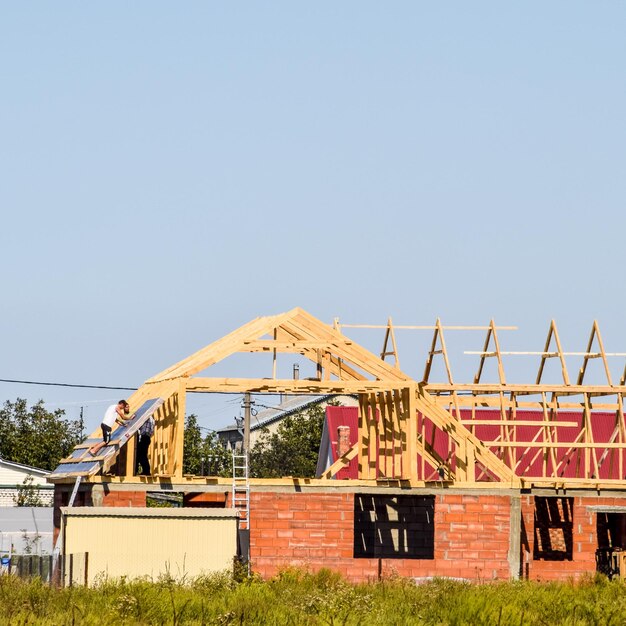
[58,310,626,489]
[422,319,626,487]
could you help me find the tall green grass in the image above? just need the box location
[1,568,625,625]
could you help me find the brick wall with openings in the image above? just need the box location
[520,495,626,581]
[248,491,512,582]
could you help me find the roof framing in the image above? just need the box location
[50,309,626,490]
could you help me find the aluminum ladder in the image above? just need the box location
[232,452,250,530]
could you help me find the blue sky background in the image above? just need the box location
[1,3,625,433]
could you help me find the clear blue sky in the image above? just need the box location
[1,3,625,433]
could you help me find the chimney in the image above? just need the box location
[337,425,350,458]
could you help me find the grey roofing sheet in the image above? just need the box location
[49,398,164,479]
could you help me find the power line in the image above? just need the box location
[0,377,246,395]
[0,378,137,391]
[44,398,119,407]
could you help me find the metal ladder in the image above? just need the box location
[232,451,250,530]
[68,476,82,507]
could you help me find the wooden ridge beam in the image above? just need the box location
[241,339,354,352]
[186,377,399,393]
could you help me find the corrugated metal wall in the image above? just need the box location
[62,508,238,585]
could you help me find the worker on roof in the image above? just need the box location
[88,400,132,456]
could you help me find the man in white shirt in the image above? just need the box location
[88,400,132,456]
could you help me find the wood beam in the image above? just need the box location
[186,378,398,393]
[320,445,358,479]
[426,383,626,395]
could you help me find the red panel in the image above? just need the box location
[325,406,626,481]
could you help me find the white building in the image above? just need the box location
[0,457,53,507]
[0,459,53,556]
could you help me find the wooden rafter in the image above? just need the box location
[577,320,613,386]
[474,320,506,385]
[536,320,570,385]
[380,317,401,369]
[423,319,454,384]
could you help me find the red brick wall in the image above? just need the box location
[53,485,146,544]
[51,484,626,582]
[436,494,511,581]
[520,495,626,581]
[249,492,512,582]
[183,492,228,507]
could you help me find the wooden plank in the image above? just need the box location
[241,340,354,351]
[172,378,187,479]
[338,323,518,330]
[415,390,519,484]
[288,310,411,382]
[378,390,391,478]
[536,321,570,385]
[274,322,366,381]
[458,420,579,427]
[357,397,368,481]
[380,317,401,369]
[405,386,418,482]
[320,445,358,479]
[431,395,624,411]
[473,320,506,385]
[577,321,613,386]
[186,378,401,393]
[367,393,378,480]
[484,441,626,449]
[426,383,626,394]
[423,319,454,384]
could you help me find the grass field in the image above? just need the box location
[1,568,625,625]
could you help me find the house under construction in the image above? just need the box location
[49,308,626,582]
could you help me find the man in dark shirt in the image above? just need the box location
[135,415,155,476]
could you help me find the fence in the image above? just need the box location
[1,552,89,586]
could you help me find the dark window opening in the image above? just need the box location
[533,497,573,561]
[596,512,626,578]
[597,512,626,550]
[354,494,434,559]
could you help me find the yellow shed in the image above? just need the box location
[60,506,239,585]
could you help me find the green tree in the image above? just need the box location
[183,414,231,476]
[183,414,205,475]
[14,475,45,507]
[0,399,82,471]
[249,402,333,478]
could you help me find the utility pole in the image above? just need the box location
[243,392,251,453]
